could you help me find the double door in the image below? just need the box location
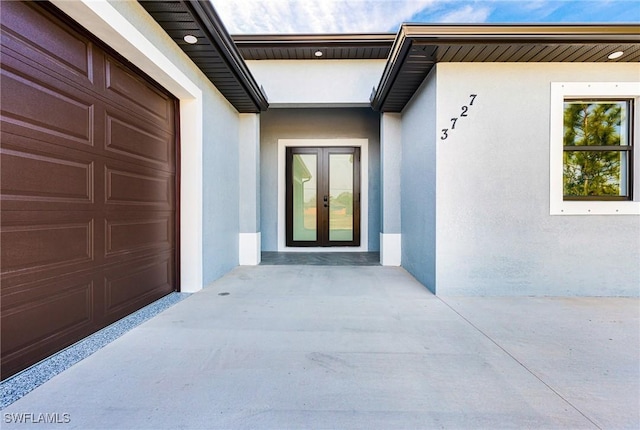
[286,147,360,247]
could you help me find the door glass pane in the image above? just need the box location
[329,153,353,241]
[292,154,317,241]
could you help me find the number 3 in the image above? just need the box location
[441,129,449,140]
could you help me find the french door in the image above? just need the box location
[286,147,361,247]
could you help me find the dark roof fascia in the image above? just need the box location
[184,0,268,111]
[401,23,640,43]
[233,33,396,48]
[370,26,414,111]
[371,23,640,111]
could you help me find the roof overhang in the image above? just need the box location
[232,33,395,60]
[372,24,640,112]
[138,0,268,113]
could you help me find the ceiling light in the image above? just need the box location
[608,51,624,60]
[314,50,323,57]
[183,34,198,44]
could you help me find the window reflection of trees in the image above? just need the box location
[563,101,629,198]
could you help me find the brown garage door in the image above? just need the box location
[0,2,178,380]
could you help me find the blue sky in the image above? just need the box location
[210,0,640,34]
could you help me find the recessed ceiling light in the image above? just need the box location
[183,34,198,44]
[314,50,323,57]
[608,51,624,60]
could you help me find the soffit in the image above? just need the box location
[232,34,395,60]
[373,24,640,112]
[138,0,268,113]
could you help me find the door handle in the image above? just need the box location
[323,195,328,207]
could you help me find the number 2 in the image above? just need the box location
[460,106,468,117]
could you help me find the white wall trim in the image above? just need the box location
[277,139,369,252]
[239,233,261,265]
[550,82,640,215]
[380,233,401,266]
[50,0,205,291]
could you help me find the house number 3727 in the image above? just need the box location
[440,94,477,140]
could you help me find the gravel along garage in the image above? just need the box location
[1,1,178,379]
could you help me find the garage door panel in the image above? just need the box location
[105,111,174,171]
[0,131,104,213]
[0,1,94,87]
[1,146,94,205]
[105,213,173,259]
[105,57,174,128]
[0,60,95,147]
[103,254,174,317]
[0,217,95,276]
[105,163,173,210]
[1,277,94,360]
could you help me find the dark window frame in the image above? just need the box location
[562,98,634,201]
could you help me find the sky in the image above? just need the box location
[209,0,640,34]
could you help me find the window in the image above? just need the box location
[550,82,640,215]
[563,100,632,200]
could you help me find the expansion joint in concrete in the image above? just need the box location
[436,297,603,430]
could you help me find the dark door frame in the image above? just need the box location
[285,146,361,247]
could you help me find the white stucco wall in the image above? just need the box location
[246,60,386,107]
[431,62,640,296]
[53,0,242,291]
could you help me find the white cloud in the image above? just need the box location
[520,0,554,11]
[210,0,437,33]
[439,5,492,23]
[210,0,634,34]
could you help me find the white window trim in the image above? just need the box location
[550,82,640,215]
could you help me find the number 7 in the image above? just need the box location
[469,94,477,106]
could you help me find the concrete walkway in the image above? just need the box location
[2,266,638,429]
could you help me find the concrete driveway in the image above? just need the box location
[2,265,638,429]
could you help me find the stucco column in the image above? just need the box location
[239,113,261,265]
[380,112,402,266]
